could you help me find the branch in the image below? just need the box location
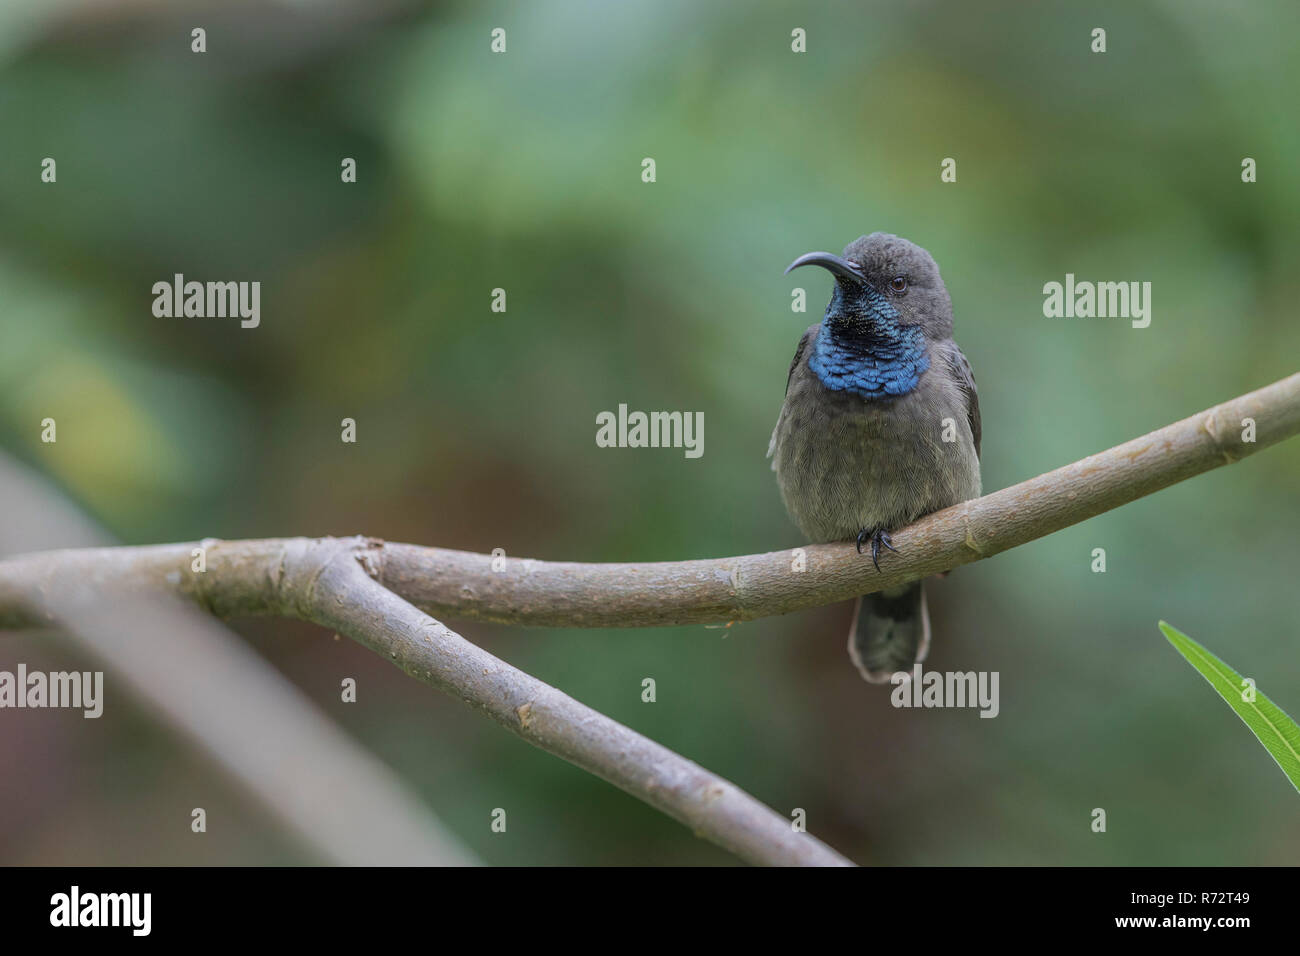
[0,454,479,866]
[294,539,853,866]
[380,371,1300,626]
[2,372,1296,865]
[2,536,852,866]
[7,373,1292,630]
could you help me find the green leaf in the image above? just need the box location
[1159,621,1300,794]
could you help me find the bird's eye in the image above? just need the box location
[889,276,908,294]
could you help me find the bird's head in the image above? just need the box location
[785,232,952,342]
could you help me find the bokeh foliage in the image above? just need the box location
[1,0,1297,864]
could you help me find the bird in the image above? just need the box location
[768,233,981,683]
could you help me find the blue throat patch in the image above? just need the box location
[807,287,929,399]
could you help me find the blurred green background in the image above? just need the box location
[1,0,1297,865]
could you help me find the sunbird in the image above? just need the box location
[769,233,981,682]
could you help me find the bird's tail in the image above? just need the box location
[847,581,930,683]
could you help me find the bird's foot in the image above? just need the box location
[855,527,898,572]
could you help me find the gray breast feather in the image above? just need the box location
[770,332,981,543]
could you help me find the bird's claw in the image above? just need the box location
[856,528,897,571]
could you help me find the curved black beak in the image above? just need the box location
[784,251,863,282]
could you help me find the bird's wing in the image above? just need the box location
[767,326,817,461]
[785,326,816,394]
[948,343,981,459]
